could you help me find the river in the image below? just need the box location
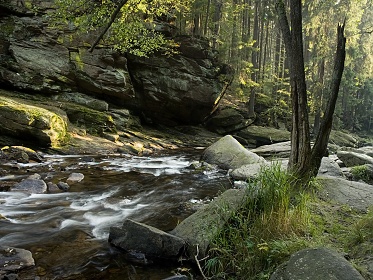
[0,150,231,279]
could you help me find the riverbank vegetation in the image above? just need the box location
[202,164,373,279]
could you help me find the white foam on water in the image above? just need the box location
[98,155,191,176]
[83,203,149,239]
[60,219,85,229]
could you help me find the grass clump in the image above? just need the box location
[350,165,372,183]
[204,163,313,279]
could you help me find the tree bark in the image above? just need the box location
[310,21,346,177]
[276,0,311,178]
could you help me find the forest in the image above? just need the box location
[53,0,373,134]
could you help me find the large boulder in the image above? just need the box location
[329,130,359,148]
[127,36,233,124]
[171,188,248,260]
[0,95,67,147]
[270,247,364,280]
[109,219,185,260]
[201,135,266,170]
[337,150,373,167]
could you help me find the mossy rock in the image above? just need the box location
[0,96,68,147]
[60,102,115,135]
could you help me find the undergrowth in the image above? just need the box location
[203,163,314,279]
[202,162,373,279]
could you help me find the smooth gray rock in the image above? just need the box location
[230,162,269,181]
[66,173,84,183]
[201,135,266,170]
[109,219,185,259]
[0,246,35,272]
[317,157,345,178]
[250,141,291,158]
[270,247,364,280]
[337,150,373,167]
[57,181,70,191]
[318,176,373,211]
[11,179,47,194]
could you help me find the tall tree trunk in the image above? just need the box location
[276,0,311,178]
[310,21,346,176]
[248,0,259,118]
[276,0,346,181]
[212,0,223,49]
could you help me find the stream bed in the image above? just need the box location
[0,150,231,279]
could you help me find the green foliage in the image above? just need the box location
[50,0,190,56]
[204,164,312,279]
[350,165,371,183]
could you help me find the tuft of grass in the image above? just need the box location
[204,163,314,279]
[350,165,372,183]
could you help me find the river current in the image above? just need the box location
[0,151,231,279]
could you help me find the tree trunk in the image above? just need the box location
[276,0,311,178]
[248,0,259,118]
[310,21,346,177]
[276,0,346,182]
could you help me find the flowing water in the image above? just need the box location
[0,150,231,279]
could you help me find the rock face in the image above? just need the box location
[0,5,135,104]
[128,36,233,124]
[0,4,232,126]
[270,247,365,280]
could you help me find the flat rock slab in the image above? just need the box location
[270,247,364,280]
[318,176,373,211]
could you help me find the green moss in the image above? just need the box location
[61,102,115,136]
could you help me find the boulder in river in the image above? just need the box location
[270,247,365,280]
[0,246,35,273]
[11,178,47,194]
[109,219,185,260]
[201,135,266,170]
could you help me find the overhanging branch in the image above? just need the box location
[89,0,129,52]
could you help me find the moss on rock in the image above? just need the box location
[0,96,68,147]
